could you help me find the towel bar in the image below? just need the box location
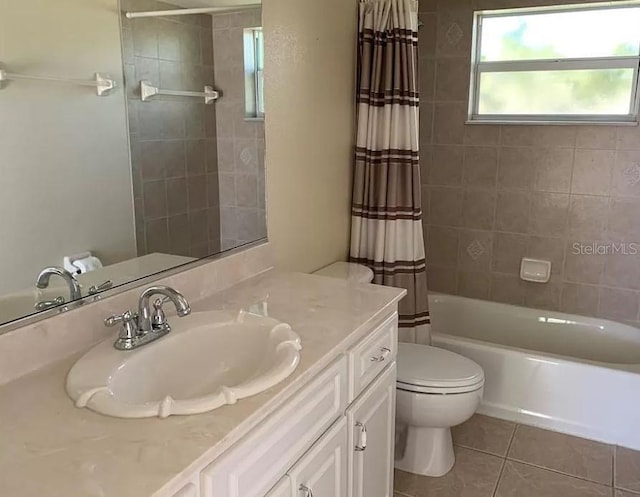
[0,66,116,96]
[140,80,219,104]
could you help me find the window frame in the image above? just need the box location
[468,1,640,125]
[243,26,265,121]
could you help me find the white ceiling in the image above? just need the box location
[167,0,260,8]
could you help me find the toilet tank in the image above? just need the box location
[313,262,374,284]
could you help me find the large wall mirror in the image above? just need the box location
[0,0,266,328]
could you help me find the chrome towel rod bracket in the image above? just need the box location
[140,80,219,104]
[0,65,116,96]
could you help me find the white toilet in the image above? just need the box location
[313,262,485,477]
[313,261,375,283]
[396,342,484,477]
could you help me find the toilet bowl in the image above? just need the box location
[395,342,484,477]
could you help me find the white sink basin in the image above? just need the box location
[66,310,302,418]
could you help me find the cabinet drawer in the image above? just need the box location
[348,313,398,401]
[201,357,347,497]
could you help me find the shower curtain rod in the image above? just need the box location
[125,5,258,18]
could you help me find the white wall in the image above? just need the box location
[0,0,135,294]
[263,0,356,272]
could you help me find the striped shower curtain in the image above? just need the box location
[350,0,430,343]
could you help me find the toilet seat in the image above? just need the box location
[396,380,484,394]
[397,343,484,394]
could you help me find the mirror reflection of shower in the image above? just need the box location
[122,0,266,260]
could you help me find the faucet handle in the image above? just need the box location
[34,296,66,311]
[88,280,113,295]
[105,311,127,327]
[105,310,138,341]
[151,298,168,328]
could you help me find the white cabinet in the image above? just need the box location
[167,483,198,497]
[347,364,397,497]
[265,477,291,497]
[201,358,347,497]
[185,311,398,497]
[288,418,348,497]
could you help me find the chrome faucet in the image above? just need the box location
[35,266,82,301]
[137,286,191,333]
[105,285,191,350]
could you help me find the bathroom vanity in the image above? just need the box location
[0,264,405,497]
[198,312,398,497]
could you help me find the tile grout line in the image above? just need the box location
[491,421,517,497]
[491,457,508,497]
[505,423,518,457]
[615,487,640,496]
[504,455,614,489]
[452,442,506,459]
[613,445,617,489]
[394,491,414,497]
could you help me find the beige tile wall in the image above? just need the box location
[212,9,267,251]
[420,0,640,325]
[122,0,221,258]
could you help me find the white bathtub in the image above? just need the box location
[429,293,640,450]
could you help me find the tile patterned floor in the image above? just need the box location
[394,414,640,497]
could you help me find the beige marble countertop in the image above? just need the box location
[0,270,405,497]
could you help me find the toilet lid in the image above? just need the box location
[313,262,374,284]
[397,343,484,390]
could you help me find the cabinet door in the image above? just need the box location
[265,477,292,497]
[201,358,347,497]
[165,482,198,497]
[288,417,348,497]
[347,363,396,497]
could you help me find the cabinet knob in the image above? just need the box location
[355,421,367,451]
[299,484,314,497]
[370,347,391,362]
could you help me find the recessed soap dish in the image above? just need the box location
[520,258,551,283]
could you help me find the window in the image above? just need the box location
[243,27,265,119]
[469,2,640,123]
